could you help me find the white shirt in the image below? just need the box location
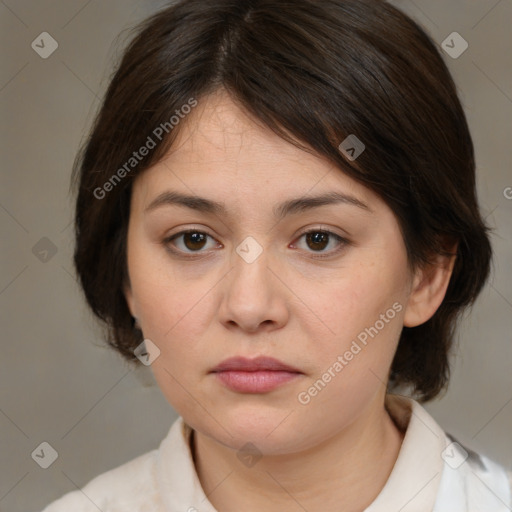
[41,394,512,512]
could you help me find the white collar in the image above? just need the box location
[364,394,445,511]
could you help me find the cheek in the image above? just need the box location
[126,239,218,403]
[127,231,208,338]
[292,270,405,430]
[130,261,216,417]
[304,252,408,380]
[321,265,404,333]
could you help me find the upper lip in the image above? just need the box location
[210,356,302,373]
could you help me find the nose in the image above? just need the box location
[218,237,290,334]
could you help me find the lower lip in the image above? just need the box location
[213,370,301,393]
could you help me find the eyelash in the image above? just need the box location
[163,227,350,260]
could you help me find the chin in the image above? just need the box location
[195,408,311,455]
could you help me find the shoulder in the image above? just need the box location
[41,448,161,512]
[385,394,512,511]
[41,416,204,512]
[434,432,512,511]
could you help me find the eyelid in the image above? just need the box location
[295,224,350,240]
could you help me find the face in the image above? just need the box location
[125,90,416,455]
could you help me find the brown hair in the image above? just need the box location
[73,0,492,402]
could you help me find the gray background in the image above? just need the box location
[1,1,511,511]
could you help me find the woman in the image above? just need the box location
[43,0,511,510]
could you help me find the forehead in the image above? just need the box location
[132,90,381,214]
[168,91,328,178]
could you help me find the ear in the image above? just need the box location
[403,244,457,328]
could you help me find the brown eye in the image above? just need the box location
[305,231,330,251]
[293,229,349,258]
[182,231,207,251]
[165,230,217,254]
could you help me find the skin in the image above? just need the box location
[124,89,456,512]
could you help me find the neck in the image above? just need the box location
[191,392,405,512]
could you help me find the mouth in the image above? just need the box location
[210,356,303,393]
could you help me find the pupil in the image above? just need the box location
[185,232,206,250]
[307,232,328,251]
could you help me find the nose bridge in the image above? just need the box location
[230,234,271,290]
[219,233,286,330]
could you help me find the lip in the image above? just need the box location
[210,356,303,393]
[211,356,302,373]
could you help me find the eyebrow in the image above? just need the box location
[145,190,372,219]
